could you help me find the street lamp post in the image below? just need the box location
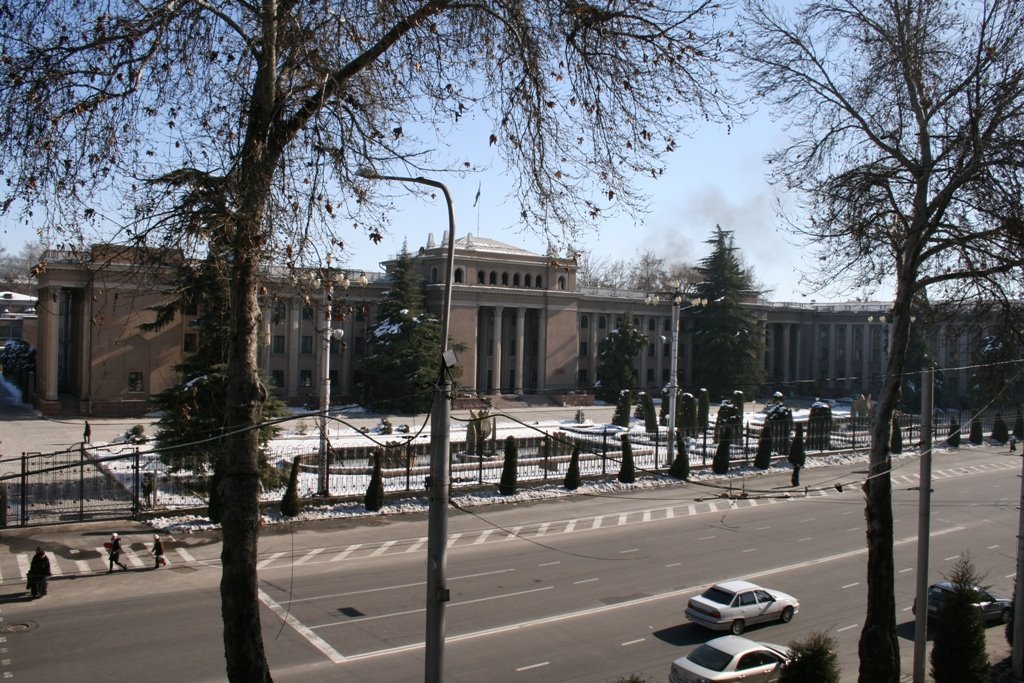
[357,167,456,683]
[315,259,348,497]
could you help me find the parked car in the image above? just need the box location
[913,580,1013,624]
[669,634,790,683]
[686,580,799,635]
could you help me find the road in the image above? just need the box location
[0,446,1018,682]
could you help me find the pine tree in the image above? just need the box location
[992,413,1009,444]
[890,417,903,454]
[697,388,710,432]
[969,418,983,445]
[595,314,648,402]
[618,434,636,484]
[780,631,841,683]
[564,444,582,490]
[807,401,832,450]
[930,556,990,683]
[280,457,302,517]
[679,393,698,437]
[691,227,765,397]
[947,420,962,448]
[639,392,658,433]
[498,436,518,496]
[612,390,633,428]
[668,431,690,479]
[364,451,384,512]
[712,427,731,475]
[754,424,772,469]
[361,245,445,414]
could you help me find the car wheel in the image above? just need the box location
[730,619,745,635]
[1001,607,1012,625]
[780,606,795,623]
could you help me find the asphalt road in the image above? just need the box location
[0,446,1019,682]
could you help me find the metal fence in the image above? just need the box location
[1,406,1017,527]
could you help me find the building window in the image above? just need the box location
[578,368,588,387]
[431,266,439,283]
[127,371,144,393]
[302,305,313,320]
[301,335,313,354]
[662,368,670,384]
[581,315,589,329]
[646,368,654,382]
[501,272,509,286]
[535,276,543,288]
[182,299,198,316]
[272,301,287,325]
[455,268,464,283]
[477,271,486,284]
[557,275,566,290]
[272,335,286,353]
[299,370,313,388]
[183,333,198,353]
[489,271,497,285]
[579,341,588,357]
[648,319,656,332]
[329,337,343,354]
[271,370,284,387]
[647,344,654,357]
[598,316,607,330]
[513,273,521,287]
[525,274,532,287]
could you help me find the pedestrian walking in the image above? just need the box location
[83,420,91,443]
[107,532,127,572]
[27,547,51,598]
[152,534,166,568]
[1010,435,1018,453]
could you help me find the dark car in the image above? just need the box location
[913,581,1013,624]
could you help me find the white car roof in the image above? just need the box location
[713,580,762,593]
[702,635,785,657]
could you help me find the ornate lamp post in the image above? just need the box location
[357,167,456,683]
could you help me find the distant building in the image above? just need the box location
[0,290,38,347]
[28,238,985,416]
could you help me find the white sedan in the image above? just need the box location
[669,635,790,683]
[685,580,799,635]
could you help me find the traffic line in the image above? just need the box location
[258,589,347,664]
[296,548,325,565]
[257,551,285,569]
[333,543,363,561]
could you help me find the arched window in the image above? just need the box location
[648,319,656,332]
[454,268,464,283]
[598,316,607,330]
[524,273,532,287]
[501,272,509,286]
[513,273,521,287]
[557,275,566,290]
[489,271,497,285]
[430,267,439,283]
[535,276,543,288]
[478,270,486,284]
[581,315,589,329]
[664,318,670,332]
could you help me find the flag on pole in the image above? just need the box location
[473,183,481,208]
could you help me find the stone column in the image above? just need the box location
[515,307,526,394]
[287,298,301,398]
[38,287,60,402]
[492,306,504,394]
[781,323,792,385]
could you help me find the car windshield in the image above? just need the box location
[701,587,735,606]
[687,643,733,672]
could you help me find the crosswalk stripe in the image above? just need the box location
[175,547,196,563]
[16,555,28,580]
[332,543,363,561]
[296,548,325,565]
[473,530,494,544]
[370,540,397,556]
[46,553,62,576]
[405,538,426,553]
[75,560,91,574]
[257,551,285,569]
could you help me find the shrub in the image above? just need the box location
[498,436,518,496]
[712,427,731,475]
[992,413,1009,444]
[363,451,384,512]
[807,401,832,450]
[754,424,772,469]
[697,388,710,431]
[890,417,903,454]
[930,555,990,683]
[669,431,690,479]
[639,392,658,433]
[617,434,636,484]
[969,418,983,445]
[764,403,793,455]
[679,393,698,437]
[947,421,961,448]
[612,390,633,428]
[564,444,581,490]
[780,630,840,683]
[280,456,302,517]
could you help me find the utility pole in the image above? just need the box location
[912,367,933,683]
[1013,455,1024,679]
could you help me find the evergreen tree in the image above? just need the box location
[754,424,772,469]
[618,434,636,483]
[930,556,990,683]
[1014,411,1023,439]
[639,392,658,433]
[280,457,302,517]
[992,413,1009,444]
[890,417,903,455]
[969,320,1024,406]
[612,390,633,428]
[564,444,582,490]
[595,314,648,402]
[498,436,518,496]
[697,388,711,432]
[764,402,793,455]
[807,401,832,450]
[781,631,841,683]
[712,427,731,474]
[691,227,765,397]
[668,431,691,479]
[969,418,983,445]
[947,420,962,448]
[364,451,384,512]
[679,393,698,437]
[361,245,446,413]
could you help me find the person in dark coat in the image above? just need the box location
[27,547,51,598]
[108,532,127,572]
[152,534,166,568]
[83,420,91,443]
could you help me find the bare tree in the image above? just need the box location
[0,2,736,680]
[735,1,1024,681]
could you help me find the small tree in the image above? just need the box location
[764,402,794,455]
[992,413,1009,444]
[498,436,518,496]
[669,431,690,480]
[930,555,990,683]
[712,427,731,475]
[639,392,658,433]
[564,444,582,491]
[280,457,302,517]
[679,393,698,437]
[969,418,983,445]
[714,400,741,441]
[890,417,903,455]
[754,424,772,469]
[698,388,711,432]
[363,451,384,512]
[947,420,962,448]
[612,390,633,428]
[780,631,841,683]
[618,434,636,484]
[807,401,832,450]
[732,390,746,421]
[466,418,478,456]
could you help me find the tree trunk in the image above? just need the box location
[858,278,917,683]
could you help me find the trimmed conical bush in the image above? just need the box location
[364,450,384,512]
[280,456,302,517]
[498,436,518,496]
[668,431,690,480]
[617,434,635,484]
[564,444,582,490]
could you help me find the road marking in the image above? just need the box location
[591,516,604,529]
[666,562,681,568]
[538,561,560,567]
[259,589,347,664]
[332,543,362,561]
[76,560,91,574]
[16,555,28,579]
[664,507,674,519]
[620,548,639,554]
[534,523,550,537]
[756,526,771,530]
[516,662,549,672]
[445,534,463,548]
[699,535,715,540]
[988,545,999,550]
[296,548,325,565]
[742,548,757,553]
[798,537,812,542]
[842,582,860,589]
[642,510,652,522]
[848,528,860,532]
[406,539,426,553]
[506,526,523,540]
[800,518,815,523]
[175,547,196,564]
[944,555,959,561]
[687,504,696,515]
[574,578,599,585]
[617,513,629,526]
[621,638,645,646]
[899,568,913,573]
[564,520,578,533]
[370,540,398,556]
[46,553,62,576]
[707,502,719,512]
[257,552,285,569]
[837,624,858,632]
